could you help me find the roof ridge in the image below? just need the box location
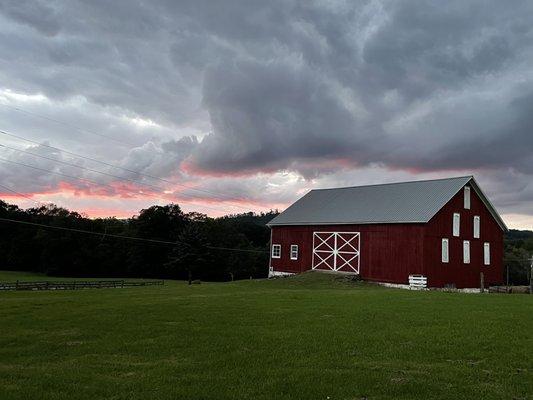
[311,175,473,192]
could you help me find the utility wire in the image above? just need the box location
[0,182,47,207]
[0,157,244,215]
[0,142,243,211]
[0,103,271,255]
[0,183,267,254]
[0,103,143,148]
[0,217,268,253]
[0,142,154,186]
[0,129,263,211]
[0,157,117,190]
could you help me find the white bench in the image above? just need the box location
[409,274,427,289]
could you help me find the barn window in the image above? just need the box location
[473,216,480,238]
[484,242,491,265]
[464,186,471,209]
[463,240,470,264]
[271,244,281,259]
[290,245,298,260]
[453,213,460,237]
[441,238,449,263]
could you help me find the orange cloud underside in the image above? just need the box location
[0,181,283,218]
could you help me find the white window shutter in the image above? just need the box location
[484,242,490,265]
[464,186,471,209]
[474,216,480,238]
[441,238,449,263]
[463,240,470,264]
[453,213,460,237]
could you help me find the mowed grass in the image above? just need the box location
[0,271,532,400]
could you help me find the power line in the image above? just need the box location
[0,102,144,148]
[0,182,269,254]
[0,142,231,208]
[0,156,116,190]
[0,182,48,207]
[0,128,263,211]
[0,184,267,254]
[0,142,152,186]
[0,156,245,215]
[0,217,175,245]
[0,217,268,254]
[0,104,271,255]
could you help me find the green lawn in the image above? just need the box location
[0,271,531,400]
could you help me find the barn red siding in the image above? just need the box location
[270,224,425,284]
[424,186,504,288]
[270,182,505,288]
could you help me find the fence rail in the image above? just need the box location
[488,285,530,294]
[408,274,428,289]
[0,279,164,291]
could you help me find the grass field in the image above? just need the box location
[0,270,532,400]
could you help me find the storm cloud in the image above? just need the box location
[0,0,532,225]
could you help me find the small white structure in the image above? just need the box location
[408,274,427,289]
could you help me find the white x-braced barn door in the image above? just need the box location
[312,232,360,273]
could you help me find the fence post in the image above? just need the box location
[480,272,484,293]
[15,280,19,290]
[529,256,533,294]
[506,265,509,289]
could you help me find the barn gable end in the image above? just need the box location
[424,179,505,288]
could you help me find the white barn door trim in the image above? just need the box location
[312,232,360,273]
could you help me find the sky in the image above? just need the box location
[0,0,532,229]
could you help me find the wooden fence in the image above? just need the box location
[488,285,530,294]
[0,280,164,291]
[408,274,428,289]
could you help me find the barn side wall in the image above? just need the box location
[269,224,425,284]
[424,185,504,288]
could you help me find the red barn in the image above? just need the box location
[267,176,507,288]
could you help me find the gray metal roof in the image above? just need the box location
[267,176,507,231]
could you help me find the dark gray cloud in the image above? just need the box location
[0,0,532,224]
[0,0,61,36]
[196,58,377,173]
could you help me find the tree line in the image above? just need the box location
[1,199,531,284]
[0,200,277,281]
[504,229,533,285]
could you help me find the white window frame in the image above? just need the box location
[271,244,281,259]
[473,216,480,239]
[290,245,298,260]
[463,240,470,264]
[453,213,460,237]
[464,186,471,209]
[484,242,491,266]
[441,238,449,263]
